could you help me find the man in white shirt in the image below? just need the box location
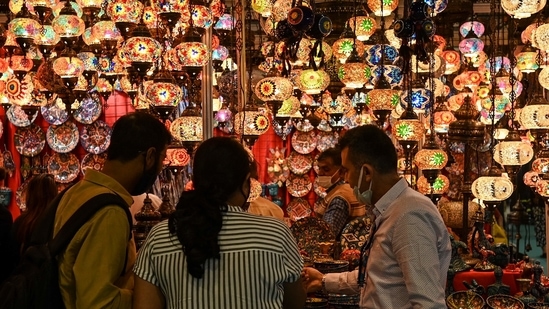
[302,125,451,308]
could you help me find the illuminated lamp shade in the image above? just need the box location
[8,12,41,40]
[82,27,99,46]
[417,174,450,195]
[392,119,424,141]
[459,36,484,57]
[414,148,448,171]
[76,0,102,9]
[371,65,403,87]
[313,41,332,67]
[524,170,539,187]
[234,110,271,136]
[332,38,365,64]
[215,105,233,122]
[34,25,60,55]
[92,20,123,42]
[254,76,293,103]
[10,55,34,72]
[212,45,229,61]
[296,69,330,95]
[517,45,539,73]
[52,12,85,38]
[170,114,203,143]
[210,0,225,18]
[192,5,213,29]
[166,147,191,167]
[502,0,546,19]
[214,13,234,31]
[425,0,448,16]
[142,6,159,29]
[471,175,514,201]
[433,104,455,133]
[493,140,534,166]
[107,0,143,24]
[470,51,488,68]
[385,29,402,49]
[123,36,162,63]
[365,44,399,66]
[367,0,398,16]
[251,0,273,17]
[442,50,461,75]
[348,16,376,41]
[538,67,549,90]
[293,38,312,66]
[460,21,485,37]
[53,55,85,78]
[519,103,549,129]
[532,24,549,52]
[533,157,549,174]
[94,77,112,94]
[338,62,369,89]
[146,79,182,107]
[176,41,210,66]
[369,88,400,111]
[438,199,481,228]
[400,86,431,113]
[278,96,300,115]
[536,179,549,197]
[52,1,83,17]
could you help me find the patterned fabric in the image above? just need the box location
[324,178,451,309]
[323,197,350,237]
[134,206,303,309]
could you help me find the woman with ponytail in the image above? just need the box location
[133,137,305,309]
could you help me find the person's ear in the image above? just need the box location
[144,147,157,169]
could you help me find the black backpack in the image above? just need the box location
[0,190,132,309]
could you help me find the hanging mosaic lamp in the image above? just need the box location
[367,0,398,16]
[254,68,293,114]
[348,15,376,41]
[52,0,85,48]
[8,3,41,53]
[502,0,546,19]
[517,44,539,73]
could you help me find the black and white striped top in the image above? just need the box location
[133,206,303,309]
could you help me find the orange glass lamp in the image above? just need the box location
[417,174,450,195]
[107,0,143,38]
[53,50,85,90]
[34,25,60,59]
[191,5,213,30]
[296,68,330,95]
[10,54,34,81]
[339,48,369,90]
[254,69,293,114]
[176,41,210,67]
[369,75,400,126]
[124,32,162,71]
[92,18,123,55]
[234,107,271,146]
[251,0,273,17]
[332,38,365,64]
[367,0,398,16]
[438,199,481,229]
[524,170,539,188]
[170,109,204,144]
[28,0,56,23]
[52,1,86,48]
[536,178,549,198]
[77,0,102,18]
[146,70,183,119]
[414,135,449,185]
[348,15,376,41]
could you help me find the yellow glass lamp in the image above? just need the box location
[296,68,330,95]
[348,15,376,41]
[517,44,539,73]
[416,174,450,195]
[367,0,398,16]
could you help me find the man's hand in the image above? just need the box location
[301,267,323,293]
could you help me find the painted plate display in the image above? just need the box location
[313,178,327,198]
[41,98,69,125]
[81,152,107,174]
[316,131,338,152]
[16,177,30,211]
[7,105,38,127]
[291,130,317,154]
[46,121,79,153]
[14,124,45,157]
[286,198,312,222]
[73,95,102,124]
[287,151,313,175]
[286,174,312,197]
[47,152,80,183]
[340,216,374,252]
[290,216,335,258]
[80,120,112,154]
[247,178,263,202]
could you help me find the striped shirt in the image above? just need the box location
[133,206,303,309]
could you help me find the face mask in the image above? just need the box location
[131,154,159,196]
[353,166,373,206]
[317,169,339,188]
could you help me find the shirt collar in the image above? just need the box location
[372,178,409,222]
[83,169,134,206]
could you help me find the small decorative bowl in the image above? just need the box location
[486,294,524,309]
[446,291,485,309]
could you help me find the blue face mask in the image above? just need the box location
[353,166,373,206]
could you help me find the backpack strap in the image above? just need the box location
[48,193,132,256]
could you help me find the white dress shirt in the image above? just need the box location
[324,178,451,309]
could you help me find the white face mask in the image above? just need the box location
[353,166,373,206]
[317,169,339,188]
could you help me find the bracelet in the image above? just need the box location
[321,275,327,294]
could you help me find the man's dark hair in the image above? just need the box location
[317,147,342,167]
[338,125,397,174]
[107,112,171,162]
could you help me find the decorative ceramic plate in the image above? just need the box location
[47,152,80,183]
[313,154,320,174]
[446,291,485,309]
[486,295,524,309]
[47,121,79,153]
[41,98,69,125]
[286,198,312,221]
[313,178,327,198]
[81,153,107,174]
[286,174,312,197]
[340,216,374,252]
[247,178,263,202]
[287,151,313,175]
[292,131,317,154]
[7,105,38,127]
[290,216,334,258]
[316,131,338,152]
[73,95,102,124]
[14,124,45,157]
[80,120,112,154]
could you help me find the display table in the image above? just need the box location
[453,269,523,295]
